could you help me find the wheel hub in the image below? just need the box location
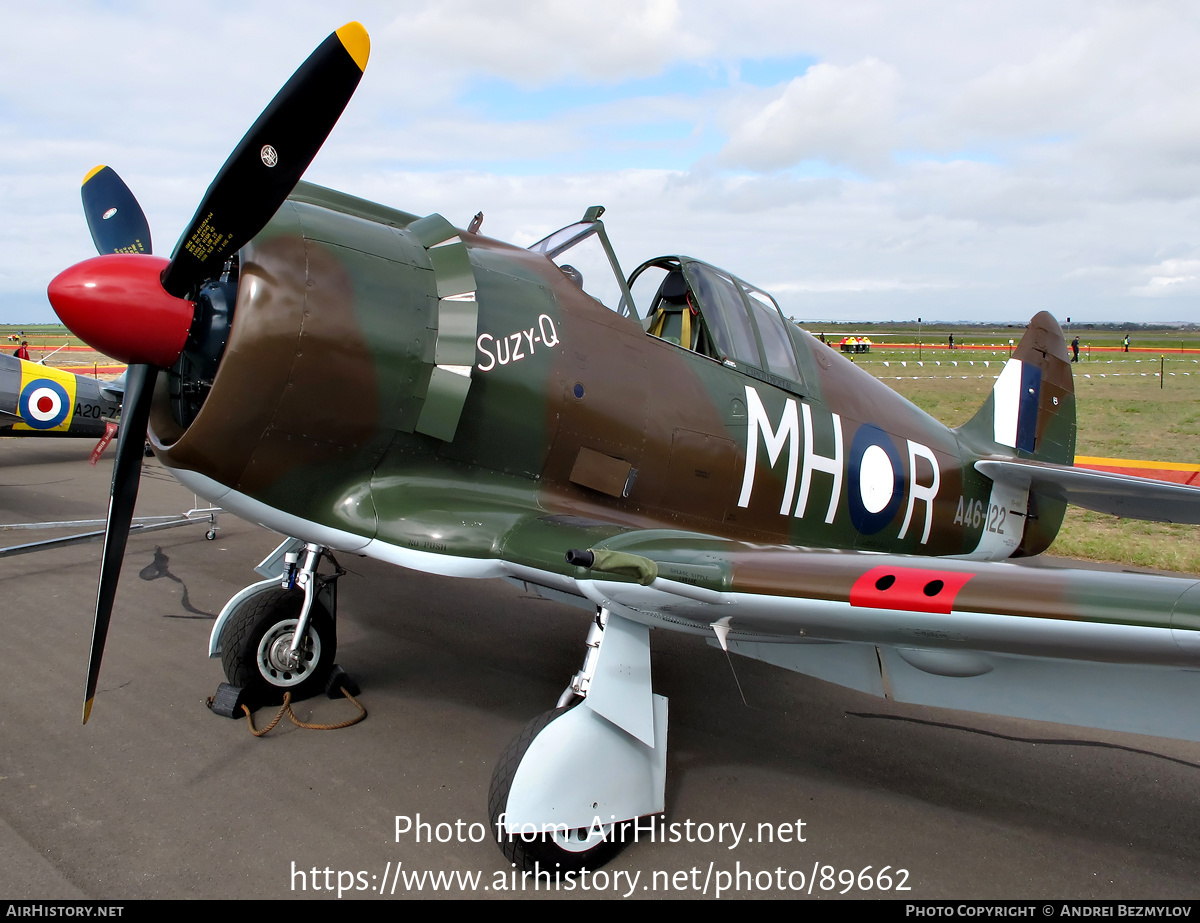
[256,618,320,687]
[548,824,613,853]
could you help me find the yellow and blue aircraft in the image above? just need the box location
[0,351,121,439]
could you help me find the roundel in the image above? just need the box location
[847,424,904,535]
[19,379,71,430]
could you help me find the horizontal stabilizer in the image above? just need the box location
[977,457,1200,524]
[99,372,126,400]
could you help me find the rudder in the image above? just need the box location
[956,312,1076,556]
[956,311,1075,465]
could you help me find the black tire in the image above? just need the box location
[488,706,631,873]
[220,586,336,703]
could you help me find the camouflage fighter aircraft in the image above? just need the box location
[46,22,1200,872]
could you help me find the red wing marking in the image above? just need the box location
[849,565,976,615]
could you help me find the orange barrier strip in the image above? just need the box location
[874,344,1200,353]
[1075,455,1200,472]
[3,344,107,351]
[59,365,127,376]
[1075,456,1200,486]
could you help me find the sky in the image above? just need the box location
[3,0,1200,324]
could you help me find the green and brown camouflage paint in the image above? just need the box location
[150,182,1066,573]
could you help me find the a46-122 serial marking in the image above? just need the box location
[954,496,1007,533]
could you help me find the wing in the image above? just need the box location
[197,470,1200,743]
[551,528,1200,743]
[978,457,1200,523]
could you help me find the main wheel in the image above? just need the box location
[220,586,336,703]
[488,706,630,873]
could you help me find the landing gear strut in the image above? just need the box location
[211,539,344,704]
[488,608,668,871]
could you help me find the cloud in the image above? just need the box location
[719,58,899,172]
[8,1,1200,323]
[770,278,953,294]
[1132,259,1200,297]
[384,0,710,86]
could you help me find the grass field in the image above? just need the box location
[0,323,118,375]
[803,321,1200,355]
[871,354,1200,574]
[0,323,88,345]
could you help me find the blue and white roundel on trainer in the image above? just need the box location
[19,379,71,430]
[847,424,904,535]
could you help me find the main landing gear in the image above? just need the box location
[211,540,344,705]
[488,608,668,871]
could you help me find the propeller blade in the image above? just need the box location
[82,362,156,724]
[160,22,370,297]
[69,22,369,722]
[81,166,152,255]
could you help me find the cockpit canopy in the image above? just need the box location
[530,208,805,390]
[628,256,802,385]
[528,206,637,319]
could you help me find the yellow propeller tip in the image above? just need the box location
[336,22,370,72]
[82,165,107,186]
[82,697,93,724]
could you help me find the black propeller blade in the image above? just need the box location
[81,166,152,255]
[77,168,160,723]
[72,22,370,722]
[82,363,156,723]
[160,22,370,298]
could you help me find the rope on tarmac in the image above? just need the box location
[237,687,367,736]
[241,695,289,737]
[285,687,367,731]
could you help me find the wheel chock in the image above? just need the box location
[208,682,251,719]
[325,664,360,699]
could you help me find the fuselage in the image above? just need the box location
[148,183,1050,570]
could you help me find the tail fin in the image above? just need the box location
[956,312,1076,556]
[956,311,1076,465]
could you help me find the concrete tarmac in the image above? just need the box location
[2,439,1200,900]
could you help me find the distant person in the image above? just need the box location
[13,340,30,361]
[1071,336,1080,363]
[948,334,954,350]
[1124,334,1130,352]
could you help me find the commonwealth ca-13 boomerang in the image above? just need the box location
[46,22,1200,871]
